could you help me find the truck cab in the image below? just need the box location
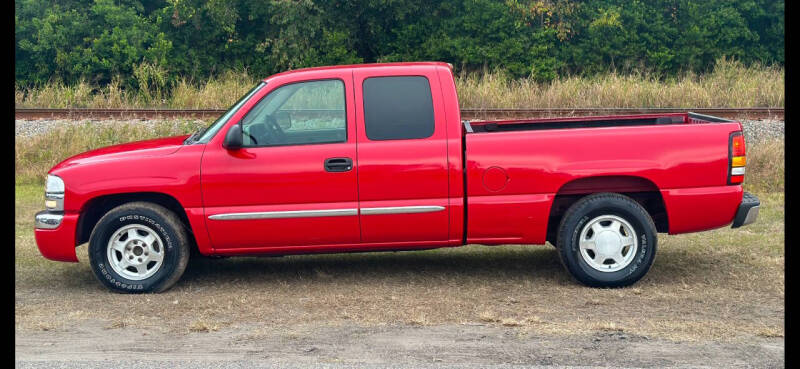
[197,63,463,252]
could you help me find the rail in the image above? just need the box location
[15,107,784,120]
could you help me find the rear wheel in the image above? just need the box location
[556,193,657,287]
[88,202,190,293]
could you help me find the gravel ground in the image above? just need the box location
[14,118,208,138]
[15,118,784,141]
[15,322,784,368]
[739,119,785,142]
[14,363,622,369]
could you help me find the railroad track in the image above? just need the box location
[15,107,784,120]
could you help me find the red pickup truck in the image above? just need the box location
[35,62,759,293]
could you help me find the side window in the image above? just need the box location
[241,79,346,147]
[363,76,434,140]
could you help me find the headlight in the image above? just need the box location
[45,175,64,211]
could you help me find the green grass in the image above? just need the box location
[15,58,784,110]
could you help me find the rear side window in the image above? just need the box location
[363,76,434,140]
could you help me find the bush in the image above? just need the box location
[15,0,784,86]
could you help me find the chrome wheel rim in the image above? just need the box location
[578,215,637,273]
[106,224,165,281]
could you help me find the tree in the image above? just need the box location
[15,0,785,86]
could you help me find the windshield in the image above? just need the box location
[191,82,266,143]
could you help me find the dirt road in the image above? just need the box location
[16,320,783,368]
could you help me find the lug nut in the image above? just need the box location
[138,258,142,262]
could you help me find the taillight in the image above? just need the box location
[729,132,746,184]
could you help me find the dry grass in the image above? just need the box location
[15,178,783,342]
[14,71,255,110]
[188,319,220,333]
[168,71,258,109]
[757,328,784,338]
[457,58,784,109]
[744,139,784,193]
[15,58,784,110]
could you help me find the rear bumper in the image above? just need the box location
[34,210,80,262]
[731,192,760,228]
[661,185,742,234]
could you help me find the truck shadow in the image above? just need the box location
[180,245,569,285]
[38,243,746,291]
[177,244,731,287]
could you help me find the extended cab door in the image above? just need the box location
[353,67,451,244]
[200,71,360,250]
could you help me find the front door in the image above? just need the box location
[201,74,360,250]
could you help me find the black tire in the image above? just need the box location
[88,202,190,293]
[556,193,657,287]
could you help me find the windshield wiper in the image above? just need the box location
[184,127,204,144]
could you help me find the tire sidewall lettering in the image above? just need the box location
[96,262,145,290]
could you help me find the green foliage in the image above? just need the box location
[15,0,784,86]
[16,0,171,86]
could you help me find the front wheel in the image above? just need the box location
[88,202,190,293]
[556,193,657,287]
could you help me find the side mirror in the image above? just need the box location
[275,111,292,130]
[223,124,243,150]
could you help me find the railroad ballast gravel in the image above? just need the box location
[15,118,208,138]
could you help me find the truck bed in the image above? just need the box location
[464,112,732,133]
[462,111,744,245]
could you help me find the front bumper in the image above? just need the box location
[731,192,760,228]
[34,210,80,262]
[35,211,63,229]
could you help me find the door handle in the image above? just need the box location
[324,157,353,172]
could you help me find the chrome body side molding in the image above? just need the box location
[208,208,358,220]
[208,205,446,220]
[360,206,445,215]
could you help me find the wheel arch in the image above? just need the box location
[546,175,668,244]
[76,192,196,247]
